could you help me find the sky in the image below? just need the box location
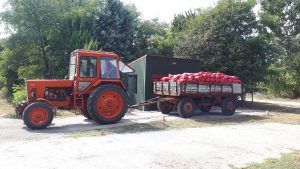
[121,0,218,22]
[0,0,219,38]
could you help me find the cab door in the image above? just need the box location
[75,55,99,94]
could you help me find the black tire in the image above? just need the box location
[158,101,173,114]
[23,102,54,129]
[200,105,212,113]
[87,84,128,124]
[177,98,196,118]
[83,111,92,120]
[221,98,237,116]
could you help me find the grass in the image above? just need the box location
[70,113,300,138]
[247,93,300,102]
[236,151,300,169]
[55,109,76,118]
[70,119,210,138]
[0,92,76,118]
[0,93,16,118]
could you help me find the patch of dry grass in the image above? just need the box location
[237,151,300,169]
[55,109,76,118]
[264,113,300,125]
[0,93,15,117]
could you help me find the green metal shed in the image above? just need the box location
[125,55,202,110]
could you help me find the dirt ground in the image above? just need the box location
[0,97,300,169]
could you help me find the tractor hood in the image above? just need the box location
[26,79,74,102]
[26,79,73,88]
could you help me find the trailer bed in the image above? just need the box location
[153,81,243,97]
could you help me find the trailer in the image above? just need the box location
[132,81,244,118]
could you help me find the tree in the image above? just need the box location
[174,0,271,85]
[171,9,198,33]
[134,19,169,57]
[1,0,102,77]
[260,0,300,58]
[259,0,300,97]
[94,0,138,60]
[0,0,102,97]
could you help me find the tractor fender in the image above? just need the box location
[94,82,129,102]
[94,81,126,90]
[15,99,53,118]
[36,98,54,107]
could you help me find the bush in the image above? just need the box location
[0,76,6,89]
[12,84,27,104]
[261,64,300,98]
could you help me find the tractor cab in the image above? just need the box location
[69,49,133,94]
[17,49,134,130]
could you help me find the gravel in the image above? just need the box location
[0,109,300,169]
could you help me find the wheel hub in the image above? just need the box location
[227,101,234,111]
[97,91,123,119]
[183,103,193,112]
[29,108,48,125]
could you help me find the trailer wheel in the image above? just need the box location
[87,84,128,124]
[23,102,54,129]
[158,102,173,114]
[221,98,237,116]
[200,105,212,113]
[177,98,196,118]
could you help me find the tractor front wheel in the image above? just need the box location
[87,85,128,124]
[23,102,54,129]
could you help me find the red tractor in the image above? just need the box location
[16,49,134,129]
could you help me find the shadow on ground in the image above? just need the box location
[241,101,300,114]
[24,112,269,136]
[23,119,135,134]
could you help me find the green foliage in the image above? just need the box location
[147,32,176,56]
[0,0,104,97]
[171,9,198,33]
[174,0,270,86]
[94,0,139,60]
[261,51,300,98]
[135,19,169,57]
[83,39,99,50]
[12,84,27,104]
[259,0,300,97]
[18,65,43,79]
[0,0,299,99]
[0,76,7,89]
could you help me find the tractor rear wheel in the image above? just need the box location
[23,102,54,129]
[82,110,92,120]
[87,84,128,124]
[177,98,196,118]
[158,101,173,114]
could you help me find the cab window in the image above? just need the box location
[69,53,77,80]
[101,57,119,79]
[80,57,97,78]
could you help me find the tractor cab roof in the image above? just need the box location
[72,49,119,59]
